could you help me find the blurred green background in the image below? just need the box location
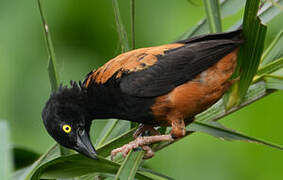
[0,0,282,179]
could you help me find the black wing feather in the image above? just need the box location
[120,30,243,97]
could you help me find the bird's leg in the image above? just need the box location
[170,117,186,139]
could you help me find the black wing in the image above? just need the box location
[120,30,243,97]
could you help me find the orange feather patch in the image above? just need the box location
[84,43,184,87]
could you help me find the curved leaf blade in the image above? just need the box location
[190,121,283,150]
[115,150,144,180]
[232,0,267,103]
[34,155,120,179]
[32,155,153,180]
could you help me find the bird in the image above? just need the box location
[42,29,244,160]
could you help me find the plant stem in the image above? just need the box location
[37,0,59,91]
[202,0,222,33]
[112,0,130,52]
[131,0,136,49]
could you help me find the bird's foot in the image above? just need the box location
[111,134,173,160]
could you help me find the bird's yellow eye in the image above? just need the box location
[62,124,72,133]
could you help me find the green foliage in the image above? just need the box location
[1,0,283,179]
[234,0,267,102]
[112,0,130,52]
[202,0,222,32]
[114,150,144,180]
[37,0,59,91]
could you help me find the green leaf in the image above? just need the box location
[220,0,246,17]
[179,0,246,39]
[233,0,267,101]
[259,0,283,24]
[257,57,283,76]
[32,155,120,179]
[31,155,155,180]
[95,119,119,147]
[112,0,130,52]
[13,147,40,170]
[230,0,283,30]
[131,0,136,49]
[202,0,222,33]
[17,144,61,180]
[138,168,174,180]
[37,0,59,91]
[79,173,116,180]
[115,150,144,180]
[0,121,13,180]
[264,74,283,90]
[189,121,283,150]
[261,30,283,65]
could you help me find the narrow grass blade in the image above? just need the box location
[37,0,59,91]
[190,121,283,150]
[261,30,283,65]
[139,168,174,180]
[0,121,13,180]
[232,0,267,103]
[131,0,136,49]
[79,173,116,180]
[115,150,144,180]
[13,147,40,170]
[112,0,130,52]
[264,74,283,90]
[202,0,222,33]
[95,119,119,147]
[257,57,283,75]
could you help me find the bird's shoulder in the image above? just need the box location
[83,43,184,87]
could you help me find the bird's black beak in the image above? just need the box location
[75,128,97,159]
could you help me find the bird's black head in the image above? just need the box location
[42,81,97,159]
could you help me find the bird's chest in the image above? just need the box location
[89,84,155,124]
[115,93,157,125]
